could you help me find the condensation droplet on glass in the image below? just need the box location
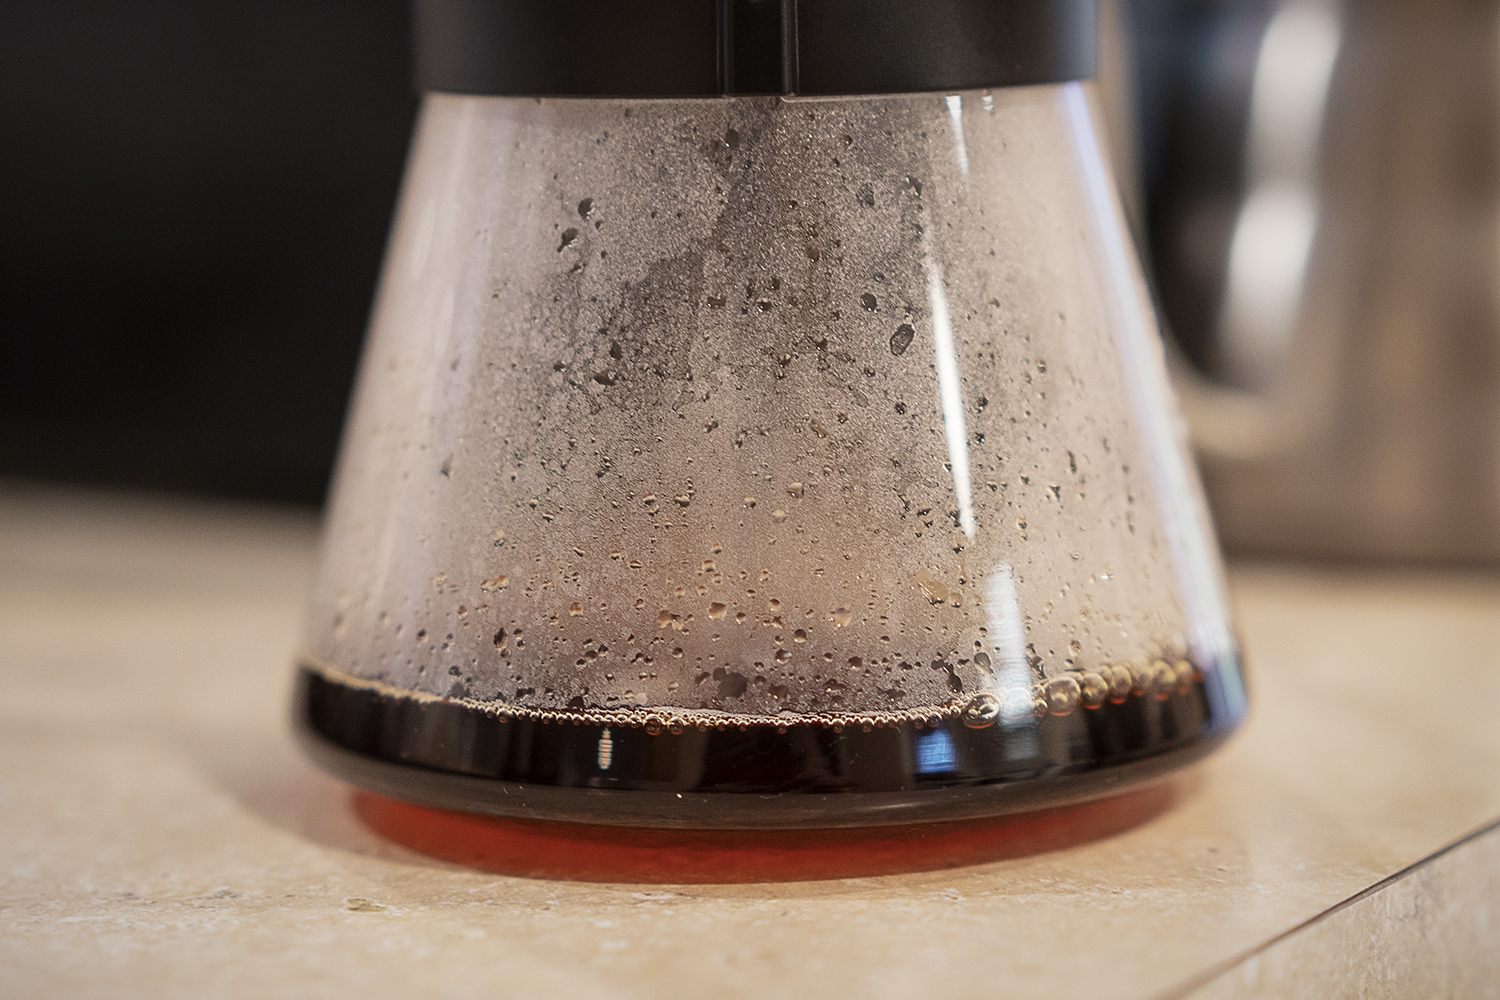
[1149,660,1175,700]
[963,693,1000,728]
[1079,672,1108,709]
[1044,675,1081,716]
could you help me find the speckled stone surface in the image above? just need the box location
[2,483,1498,999]
[1183,822,1500,999]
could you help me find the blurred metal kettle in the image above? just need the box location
[1145,0,1500,562]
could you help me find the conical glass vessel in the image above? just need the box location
[295,82,1246,827]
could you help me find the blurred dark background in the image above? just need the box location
[0,0,416,505]
[0,1,1249,508]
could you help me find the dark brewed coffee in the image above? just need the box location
[296,649,1239,828]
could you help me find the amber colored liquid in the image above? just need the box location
[354,780,1183,882]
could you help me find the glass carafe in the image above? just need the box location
[294,5,1246,829]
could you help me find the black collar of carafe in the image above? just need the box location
[414,0,1098,98]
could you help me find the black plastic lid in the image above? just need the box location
[415,0,1098,97]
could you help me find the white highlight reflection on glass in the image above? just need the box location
[946,94,969,178]
[597,727,614,770]
[986,563,1034,728]
[915,728,958,774]
[925,257,977,537]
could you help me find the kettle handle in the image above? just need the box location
[1166,0,1343,464]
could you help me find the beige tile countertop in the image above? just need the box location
[2,481,1497,999]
